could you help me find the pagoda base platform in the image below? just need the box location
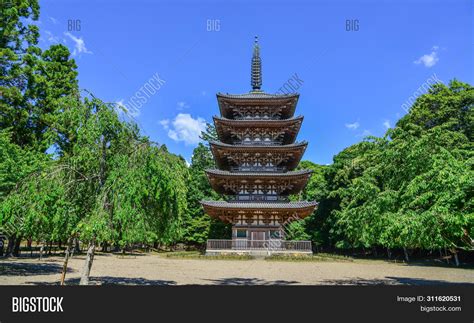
[205,239,312,256]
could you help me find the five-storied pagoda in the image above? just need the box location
[201,37,317,253]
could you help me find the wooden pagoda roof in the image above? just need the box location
[217,92,299,120]
[213,115,303,145]
[205,169,312,195]
[201,200,317,221]
[217,92,299,100]
[209,140,308,171]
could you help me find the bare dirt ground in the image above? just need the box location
[0,253,473,285]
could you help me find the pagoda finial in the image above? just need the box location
[251,35,262,92]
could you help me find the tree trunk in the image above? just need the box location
[13,237,21,257]
[452,250,459,267]
[74,237,80,254]
[27,239,33,257]
[6,236,15,257]
[372,246,378,257]
[79,240,96,285]
[0,238,4,257]
[387,247,391,259]
[403,247,409,262]
[39,243,44,260]
[60,238,73,285]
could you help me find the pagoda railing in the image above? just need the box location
[234,116,281,120]
[233,141,283,146]
[227,194,288,202]
[230,166,287,172]
[207,239,312,252]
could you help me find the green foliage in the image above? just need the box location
[0,1,78,151]
[0,130,44,200]
[0,0,472,258]
[181,132,231,245]
[92,141,189,246]
[297,80,473,252]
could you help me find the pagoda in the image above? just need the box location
[201,37,317,253]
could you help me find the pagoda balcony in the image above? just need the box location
[227,194,289,202]
[209,140,308,172]
[233,116,282,120]
[230,166,287,172]
[206,239,312,254]
[232,140,283,146]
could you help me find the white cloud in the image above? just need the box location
[414,46,439,68]
[163,113,206,145]
[159,119,170,130]
[383,120,391,129]
[64,32,92,56]
[345,121,360,130]
[176,101,190,110]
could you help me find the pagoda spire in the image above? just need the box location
[251,35,262,92]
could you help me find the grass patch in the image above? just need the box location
[162,251,253,260]
[265,253,354,262]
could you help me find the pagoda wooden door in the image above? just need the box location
[251,231,265,248]
[251,231,265,241]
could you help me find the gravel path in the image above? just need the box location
[0,254,473,285]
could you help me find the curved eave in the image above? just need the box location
[200,200,318,220]
[205,169,313,195]
[217,93,299,119]
[216,92,299,101]
[205,169,312,178]
[209,140,308,151]
[214,115,303,144]
[213,115,303,127]
[209,141,308,171]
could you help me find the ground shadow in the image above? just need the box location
[28,276,177,286]
[404,260,474,270]
[205,277,299,285]
[0,261,72,276]
[385,276,474,286]
[320,276,474,286]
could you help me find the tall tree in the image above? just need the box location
[329,81,473,257]
[1,1,78,151]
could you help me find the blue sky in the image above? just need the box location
[36,0,472,165]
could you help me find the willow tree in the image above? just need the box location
[49,95,189,285]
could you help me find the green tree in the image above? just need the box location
[1,1,78,151]
[182,142,230,245]
[328,81,473,261]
